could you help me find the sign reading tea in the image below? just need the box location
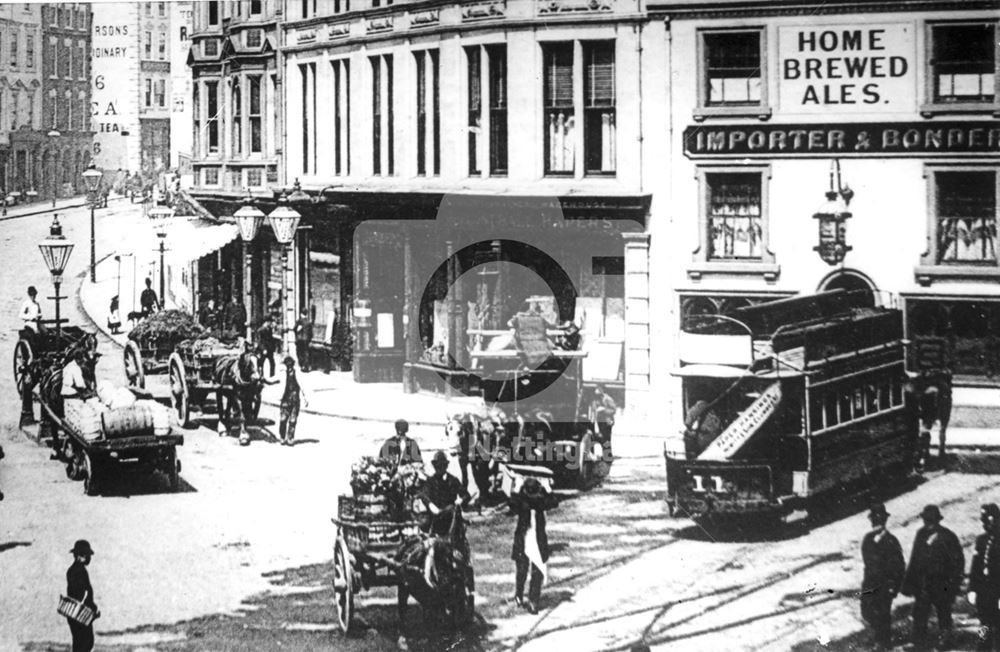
[778,23,915,113]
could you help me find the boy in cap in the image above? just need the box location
[66,539,99,651]
[380,419,423,469]
[970,503,1000,650]
[275,356,308,446]
[901,504,965,648]
[511,474,557,614]
[861,503,905,649]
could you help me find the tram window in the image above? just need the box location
[891,378,903,406]
[853,387,865,417]
[839,390,853,422]
[824,393,838,428]
[865,383,878,413]
[810,393,825,432]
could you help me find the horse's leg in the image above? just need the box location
[216,389,228,436]
[397,584,409,626]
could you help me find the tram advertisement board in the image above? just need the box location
[699,382,783,462]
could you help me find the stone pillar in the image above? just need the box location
[623,232,651,423]
[402,231,419,393]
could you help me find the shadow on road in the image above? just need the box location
[0,540,31,553]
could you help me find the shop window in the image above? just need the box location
[923,22,998,114]
[696,28,770,121]
[907,298,1000,382]
[917,165,1000,284]
[414,49,439,176]
[246,167,262,187]
[584,41,615,174]
[689,166,777,281]
[332,59,350,175]
[543,42,574,175]
[203,167,219,185]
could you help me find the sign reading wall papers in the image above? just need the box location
[698,383,782,461]
[778,24,915,113]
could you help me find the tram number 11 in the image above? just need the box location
[691,475,725,493]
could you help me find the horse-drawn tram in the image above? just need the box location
[14,326,183,496]
[665,290,920,521]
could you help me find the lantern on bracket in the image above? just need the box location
[813,159,855,266]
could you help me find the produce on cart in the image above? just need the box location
[124,309,206,389]
[330,456,476,633]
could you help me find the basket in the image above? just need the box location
[341,521,422,553]
[352,494,393,520]
[57,595,95,626]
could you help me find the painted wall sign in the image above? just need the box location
[91,3,138,170]
[684,122,1000,158]
[778,23,916,113]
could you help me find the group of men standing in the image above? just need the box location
[862,502,1000,650]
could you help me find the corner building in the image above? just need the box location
[652,0,1000,451]
[192,0,667,420]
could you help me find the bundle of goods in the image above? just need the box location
[61,382,172,441]
[175,335,240,359]
[500,463,554,498]
[128,310,205,348]
[342,457,427,522]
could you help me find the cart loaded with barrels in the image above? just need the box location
[330,457,476,633]
[14,325,183,496]
[124,310,260,430]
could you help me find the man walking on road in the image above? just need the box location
[860,503,905,649]
[970,503,1000,650]
[511,475,557,615]
[901,504,965,649]
[65,539,99,652]
[270,356,308,446]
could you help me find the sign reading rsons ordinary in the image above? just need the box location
[778,23,916,113]
[684,122,1000,158]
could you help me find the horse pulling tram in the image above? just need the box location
[666,290,920,522]
[14,325,183,496]
[331,488,475,633]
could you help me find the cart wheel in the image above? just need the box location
[332,534,354,634]
[83,451,101,496]
[66,443,84,480]
[168,353,190,427]
[124,341,146,389]
[13,338,33,394]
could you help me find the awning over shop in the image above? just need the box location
[152,218,240,267]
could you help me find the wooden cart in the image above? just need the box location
[330,497,474,634]
[165,337,258,428]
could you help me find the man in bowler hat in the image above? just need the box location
[66,539,99,652]
[901,504,965,648]
[861,503,905,649]
[970,503,1000,650]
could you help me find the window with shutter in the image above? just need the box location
[584,41,615,174]
[466,46,481,175]
[929,23,996,105]
[543,43,574,175]
[487,44,507,175]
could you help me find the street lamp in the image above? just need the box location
[267,185,302,360]
[82,164,102,283]
[47,130,60,208]
[147,205,174,309]
[38,214,74,338]
[233,188,266,341]
[813,160,855,266]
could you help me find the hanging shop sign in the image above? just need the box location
[778,24,916,114]
[684,122,1000,158]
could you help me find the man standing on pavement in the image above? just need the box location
[139,278,159,316]
[65,539,99,652]
[294,308,313,372]
[860,502,905,649]
[970,503,1000,650]
[256,315,277,378]
[901,504,965,648]
[379,419,423,470]
[590,385,617,456]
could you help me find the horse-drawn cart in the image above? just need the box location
[330,462,475,634]
[166,336,261,430]
[14,325,183,496]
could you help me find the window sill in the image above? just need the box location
[687,261,780,282]
[693,106,773,122]
[915,264,1000,286]
[920,102,1000,118]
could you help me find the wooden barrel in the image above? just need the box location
[136,399,171,436]
[101,404,156,439]
[65,399,103,441]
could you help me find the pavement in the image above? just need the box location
[0,194,94,222]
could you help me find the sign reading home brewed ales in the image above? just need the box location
[778,24,915,112]
[684,122,1000,158]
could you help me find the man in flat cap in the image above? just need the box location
[66,539,99,651]
[970,503,1000,650]
[861,503,905,649]
[902,504,965,648]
